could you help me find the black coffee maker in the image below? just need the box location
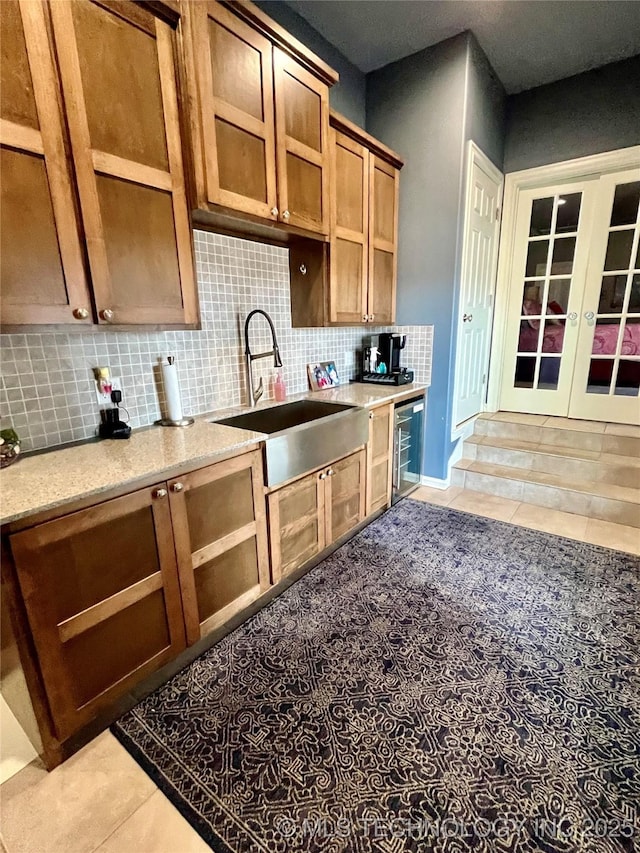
[361,333,414,385]
[378,333,406,373]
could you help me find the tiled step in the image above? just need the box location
[474,413,640,457]
[465,435,640,489]
[451,459,640,528]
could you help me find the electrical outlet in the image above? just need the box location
[95,376,121,408]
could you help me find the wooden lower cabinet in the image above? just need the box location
[366,404,394,515]
[269,449,365,583]
[168,450,270,645]
[9,484,186,741]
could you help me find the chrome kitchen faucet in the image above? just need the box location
[243,309,283,407]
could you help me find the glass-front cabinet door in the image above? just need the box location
[568,171,640,424]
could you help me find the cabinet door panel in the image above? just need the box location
[49,0,197,325]
[326,450,366,543]
[274,48,330,235]
[0,0,91,326]
[195,2,277,219]
[366,404,393,515]
[169,451,270,645]
[368,156,399,324]
[9,486,185,740]
[268,470,325,582]
[330,129,368,323]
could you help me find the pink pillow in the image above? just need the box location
[522,299,542,329]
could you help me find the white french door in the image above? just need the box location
[499,167,640,424]
[568,171,640,423]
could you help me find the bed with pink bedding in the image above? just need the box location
[519,320,640,356]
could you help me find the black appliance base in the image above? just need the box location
[360,370,414,386]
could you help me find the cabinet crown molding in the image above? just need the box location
[221,0,339,86]
[330,110,404,170]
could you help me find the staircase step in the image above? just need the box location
[451,460,640,528]
[475,413,640,456]
[465,435,640,489]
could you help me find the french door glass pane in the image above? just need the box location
[610,181,640,227]
[591,321,620,355]
[550,237,575,274]
[556,193,581,232]
[598,274,627,313]
[538,358,560,390]
[586,359,614,394]
[525,241,549,276]
[547,279,571,313]
[629,275,640,311]
[614,360,640,395]
[514,356,535,388]
[604,229,634,271]
[529,197,554,236]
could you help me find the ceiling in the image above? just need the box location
[284,0,640,93]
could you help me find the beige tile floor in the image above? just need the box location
[1,487,638,853]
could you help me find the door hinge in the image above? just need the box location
[482,373,486,385]
[496,207,501,221]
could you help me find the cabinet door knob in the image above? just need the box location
[299,264,307,275]
[362,315,369,322]
[170,482,184,492]
[152,488,167,499]
[327,468,334,477]
[369,411,375,419]
[369,314,375,322]
[282,210,290,219]
[271,207,278,217]
[72,307,89,320]
[319,471,327,480]
[100,308,114,322]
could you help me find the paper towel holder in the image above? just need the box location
[156,356,195,427]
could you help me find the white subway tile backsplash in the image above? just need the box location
[0,231,432,452]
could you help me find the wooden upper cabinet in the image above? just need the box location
[191,1,277,220]
[9,484,186,740]
[183,0,337,239]
[368,154,400,325]
[289,111,403,327]
[274,48,330,235]
[0,0,91,327]
[329,128,369,323]
[49,0,197,326]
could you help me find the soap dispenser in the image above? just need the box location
[273,369,287,402]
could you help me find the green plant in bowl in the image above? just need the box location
[0,428,21,468]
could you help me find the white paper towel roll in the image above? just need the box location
[162,357,183,422]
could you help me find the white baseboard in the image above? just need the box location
[420,474,451,490]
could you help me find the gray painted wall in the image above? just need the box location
[255,1,366,126]
[504,55,640,173]
[367,33,506,480]
[367,34,468,480]
[465,33,506,171]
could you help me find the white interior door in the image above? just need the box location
[568,171,640,424]
[453,143,503,426]
[499,180,599,416]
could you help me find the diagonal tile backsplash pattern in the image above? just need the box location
[0,231,433,452]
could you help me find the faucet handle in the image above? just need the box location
[254,377,264,402]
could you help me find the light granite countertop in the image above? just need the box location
[0,382,426,526]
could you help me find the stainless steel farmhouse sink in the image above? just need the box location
[214,400,368,486]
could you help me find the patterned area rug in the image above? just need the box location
[112,500,640,852]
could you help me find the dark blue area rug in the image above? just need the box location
[112,500,640,852]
